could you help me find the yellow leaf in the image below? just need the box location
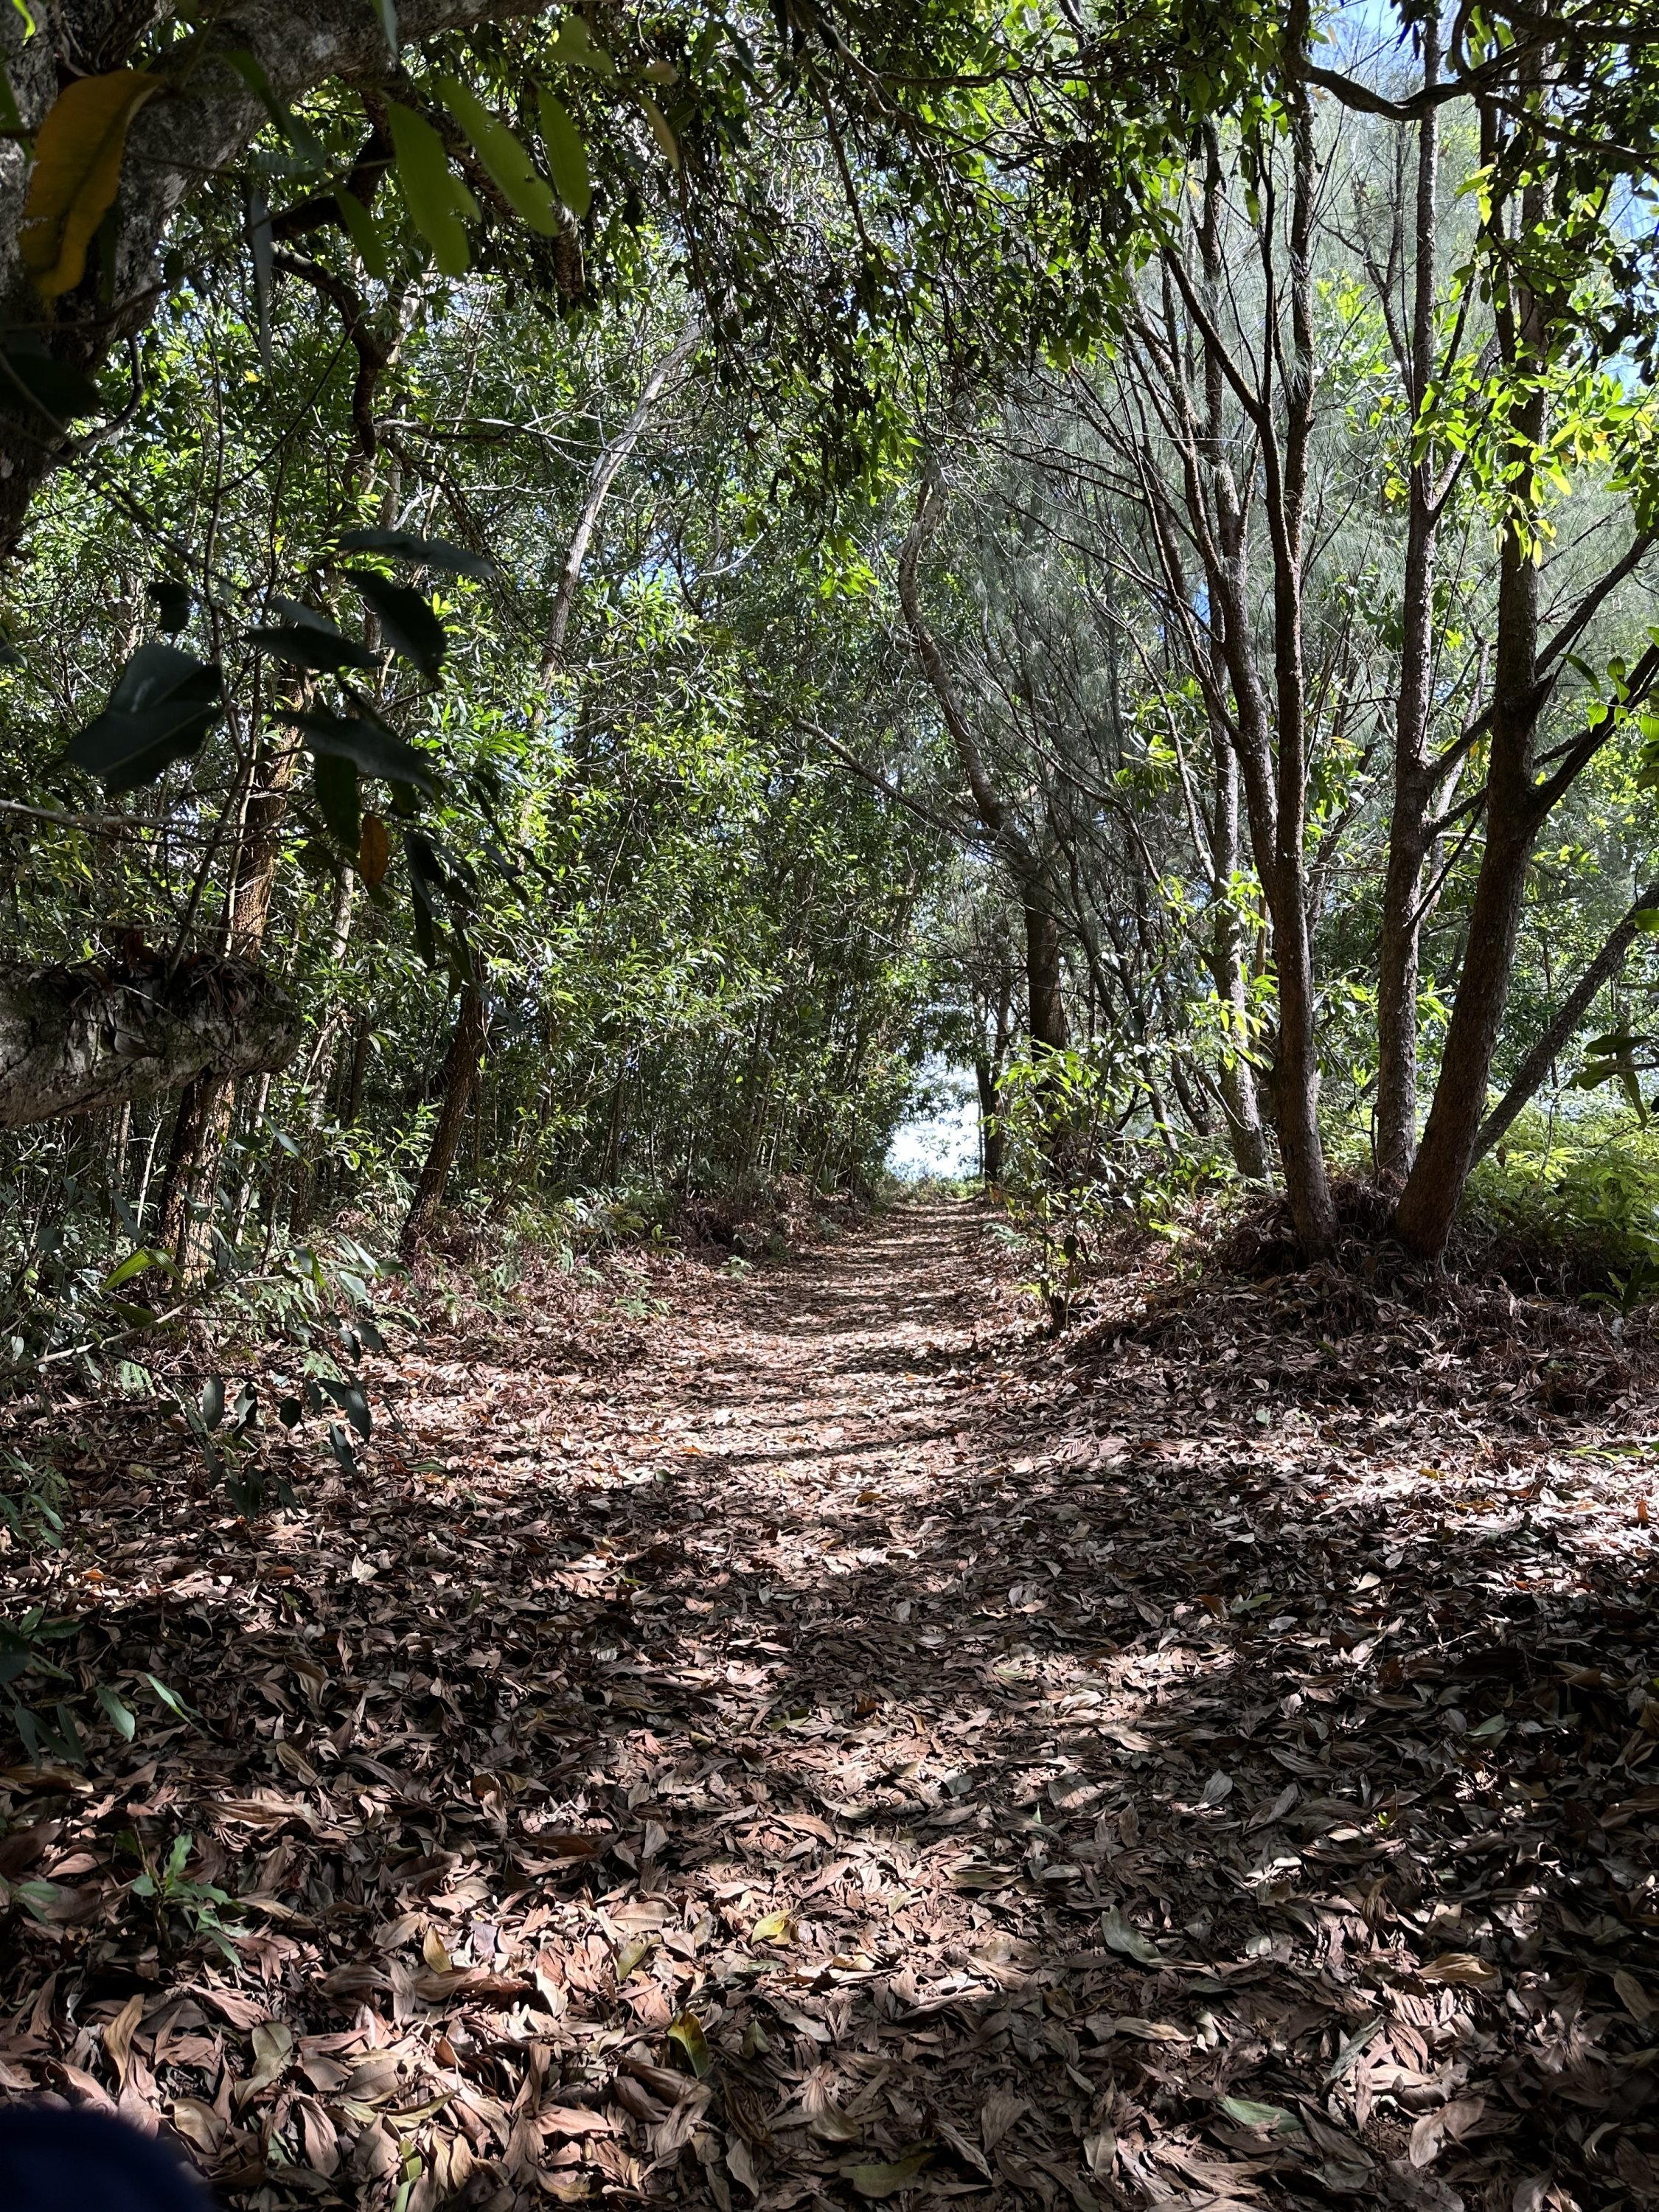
[422,1926,452,1974]
[637,94,678,172]
[1419,1951,1501,1989]
[667,2008,712,2077]
[20,71,160,298]
[752,1910,795,1943]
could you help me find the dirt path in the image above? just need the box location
[0,1200,1655,2212]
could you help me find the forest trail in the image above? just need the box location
[1,1200,1657,2210]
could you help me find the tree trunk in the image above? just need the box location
[400,981,486,1262]
[1471,880,1659,1163]
[540,321,702,675]
[1132,96,1335,1251]
[289,867,355,1233]
[155,1074,237,1269]
[899,473,1068,1058]
[0,956,299,1130]
[157,733,299,1272]
[341,1011,372,1130]
[1024,902,1069,1054]
[1374,11,1442,1183]
[974,1055,1004,1183]
[1394,142,1548,1263]
[1205,734,1269,1178]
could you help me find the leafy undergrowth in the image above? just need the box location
[0,1201,1653,2212]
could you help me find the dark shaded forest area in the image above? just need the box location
[0,3,1655,2210]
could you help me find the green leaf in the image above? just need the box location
[410,892,438,968]
[370,0,398,61]
[60,641,222,791]
[200,1374,225,1430]
[286,708,438,794]
[386,99,470,276]
[1218,2097,1304,2135]
[102,1248,157,1290]
[335,527,494,580]
[222,49,327,172]
[844,2153,933,2199]
[334,187,389,280]
[348,568,447,676]
[667,2008,712,2077]
[1099,1907,1162,1964]
[96,1683,137,1741]
[247,598,380,672]
[537,91,591,219]
[436,76,559,234]
[549,18,616,77]
[402,830,449,911]
[319,1374,372,1439]
[15,1877,75,1921]
[0,63,24,139]
[144,1672,198,1722]
[314,749,361,852]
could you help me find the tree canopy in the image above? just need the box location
[3,0,1659,1315]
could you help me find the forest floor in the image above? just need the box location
[0,1199,1656,2212]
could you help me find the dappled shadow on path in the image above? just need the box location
[0,1203,1655,2212]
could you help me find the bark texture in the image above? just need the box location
[0,956,299,1130]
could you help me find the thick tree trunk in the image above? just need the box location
[0,956,299,1130]
[1024,902,1069,1055]
[1395,375,1544,1259]
[400,981,486,1261]
[1262,871,1332,1247]
[1394,135,1549,1263]
[154,1073,237,1265]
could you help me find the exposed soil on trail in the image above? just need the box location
[0,1200,1656,2212]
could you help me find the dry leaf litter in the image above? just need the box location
[0,1200,1654,2212]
